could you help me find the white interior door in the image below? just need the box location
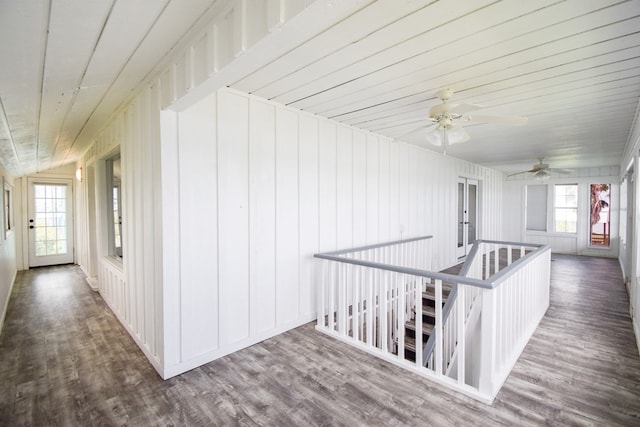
[457,177,478,258]
[28,178,74,267]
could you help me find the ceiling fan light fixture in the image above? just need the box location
[426,122,470,147]
[447,124,470,145]
[535,169,550,180]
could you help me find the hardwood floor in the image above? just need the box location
[1,255,640,426]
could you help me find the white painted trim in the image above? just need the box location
[98,278,163,376]
[0,268,17,337]
[162,315,316,379]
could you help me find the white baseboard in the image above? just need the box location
[85,276,99,292]
[0,269,18,337]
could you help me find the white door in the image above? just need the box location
[457,177,478,258]
[28,178,74,267]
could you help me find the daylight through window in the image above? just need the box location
[554,184,578,233]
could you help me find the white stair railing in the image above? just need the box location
[315,237,550,404]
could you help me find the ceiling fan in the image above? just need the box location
[425,88,528,150]
[508,158,573,179]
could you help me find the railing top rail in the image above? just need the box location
[314,253,493,288]
[319,235,433,256]
[314,239,551,290]
[475,239,546,249]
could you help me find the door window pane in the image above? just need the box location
[33,184,68,256]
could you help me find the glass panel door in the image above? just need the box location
[590,183,611,247]
[28,179,74,267]
[457,177,479,258]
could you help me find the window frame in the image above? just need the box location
[553,183,578,234]
[2,177,13,240]
[105,153,122,259]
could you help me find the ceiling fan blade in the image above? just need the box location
[429,101,483,117]
[507,165,545,176]
[448,102,484,114]
[550,168,573,175]
[461,114,528,125]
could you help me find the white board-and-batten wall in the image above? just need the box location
[77,85,505,378]
[156,87,504,377]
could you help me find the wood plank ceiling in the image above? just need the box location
[1,0,640,177]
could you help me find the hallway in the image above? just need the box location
[1,255,640,425]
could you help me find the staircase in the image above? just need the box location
[403,281,453,363]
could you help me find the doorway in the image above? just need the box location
[27,178,74,267]
[457,177,478,259]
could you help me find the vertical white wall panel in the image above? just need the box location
[352,130,367,246]
[249,98,276,335]
[318,120,337,252]
[398,144,409,239]
[366,134,380,244]
[336,126,353,249]
[160,109,181,369]
[298,115,319,318]
[378,138,390,241]
[407,146,418,237]
[275,107,300,326]
[217,90,250,345]
[388,142,400,240]
[416,149,427,236]
[177,95,219,360]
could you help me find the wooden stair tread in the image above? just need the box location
[405,336,417,352]
[422,288,452,300]
[404,321,434,334]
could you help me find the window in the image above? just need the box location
[526,185,547,231]
[3,177,12,237]
[106,154,122,258]
[554,184,578,233]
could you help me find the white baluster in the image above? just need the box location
[434,279,443,375]
[317,260,326,328]
[366,267,374,347]
[380,270,389,352]
[328,261,336,331]
[457,283,466,384]
[415,275,422,367]
[397,274,406,361]
[338,263,346,335]
[352,265,359,342]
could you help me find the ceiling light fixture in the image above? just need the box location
[426,120,470,154]
[535,169,550,181]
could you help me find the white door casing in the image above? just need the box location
[27,178,74,267]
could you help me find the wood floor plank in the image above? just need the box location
[1,257,640,426]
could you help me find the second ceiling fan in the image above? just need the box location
[508,158,573,179]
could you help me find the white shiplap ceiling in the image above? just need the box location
[1,0,640,177]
